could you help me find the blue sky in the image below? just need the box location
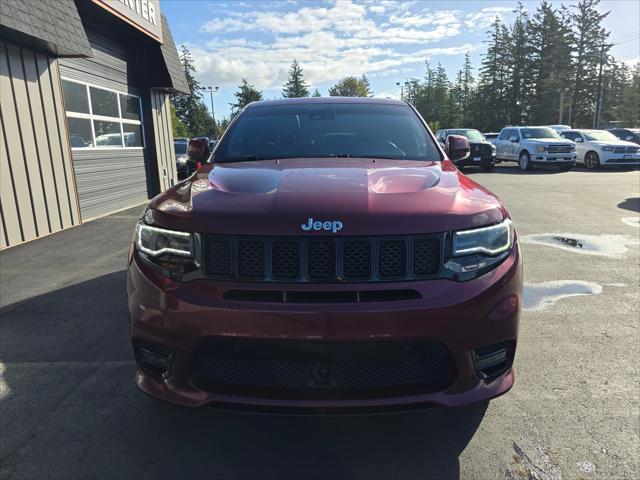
[162,0,640,120]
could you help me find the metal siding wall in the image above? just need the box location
[58,30,148,221]
[151,90,177,191]
[0,41,80,249]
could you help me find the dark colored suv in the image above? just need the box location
[608,128,640,146]
[436,129,497,171]
[128,98,522,411]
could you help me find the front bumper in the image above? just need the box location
[456,155,496,167]
[532,152,576,163]
[128,244,522,411]
[600,152,640,166]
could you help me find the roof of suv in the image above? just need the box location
[246,97,406,108]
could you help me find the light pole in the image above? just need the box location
[202,86,219,137]
[558,89,569,125]
[396,82,404,101]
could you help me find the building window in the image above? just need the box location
[62,79,144,149]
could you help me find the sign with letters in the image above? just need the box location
[92,0,163,43]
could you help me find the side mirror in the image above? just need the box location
[446,135,470,163]
[509,136,519,143]
[187,137,210,163]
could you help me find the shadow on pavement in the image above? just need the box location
[0,272,486,480]
[617,197,640,213]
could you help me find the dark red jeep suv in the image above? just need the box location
[128,97,522,411]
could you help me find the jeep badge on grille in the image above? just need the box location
[301,217,343,233]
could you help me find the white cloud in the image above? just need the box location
[464,7,514,29]
[191,0,476,92]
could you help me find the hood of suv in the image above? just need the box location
[149,158,506,236]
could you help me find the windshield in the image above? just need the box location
[174,143,187,155]
[521,127,560,139]
[213,103,441,163]
[583,130,619,142]
[447,129,485,141]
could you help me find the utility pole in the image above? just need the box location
[202,86,219,137]
[396,81,404,101]
[559,90,565,124]
[593,44,610,129]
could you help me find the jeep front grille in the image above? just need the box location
[203,235,442,283]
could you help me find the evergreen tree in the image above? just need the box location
[601,60,629,125]
[230,79,263,114]
[311,88,322,97]
[328,75,373,96]
[170,104,189,138]
[475,18,511,131]
[569,0,611,127]
[505,3,534,125]
[618,62,640,127]
[282,59,310,98]
[171,45,216,137]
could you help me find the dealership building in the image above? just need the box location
[0,0,189,249]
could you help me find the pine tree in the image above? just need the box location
[618,62,640,127]
[505,3,534,125]
[230,79,263,114]
[282,59,310,98]
[311,88,322,97]
[475,18,511,131]
[171,45,216,137]
[569,0,611,127]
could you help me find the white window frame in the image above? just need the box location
[61,77,145,150]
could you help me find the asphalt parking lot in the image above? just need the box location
[1,164,639,480]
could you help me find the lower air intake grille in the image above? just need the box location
[193,339,455,399]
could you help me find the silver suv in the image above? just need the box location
[495,126,577,171]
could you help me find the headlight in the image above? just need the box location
[491,144,496,155]
[176,155,188,165]
[534,145,546,153]
[601,146,614,151]
[452,219,513,257]
[136,224,194,257]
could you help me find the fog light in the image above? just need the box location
[473,340,515,380]
[475,348,508,370]
[133,340,174,379]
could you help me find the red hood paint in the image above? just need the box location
[149,158,507,235]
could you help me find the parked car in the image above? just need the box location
[483,132,499,145]
[495,126,576,171]
[559,129,640,169]
[607,128,640,146]
[128,97,522,411]
[174,139,190,179]
[435,128,497,171]
[547,124,571,132]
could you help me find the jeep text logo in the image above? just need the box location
[301,218,343,233]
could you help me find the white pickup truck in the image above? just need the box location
[495,126,577,171]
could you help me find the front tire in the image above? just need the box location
[585,151,600,169]
[518,151,532,171]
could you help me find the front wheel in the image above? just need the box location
[518,151,532,171]
[585,152,600,169]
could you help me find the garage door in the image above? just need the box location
[59,29,148,220]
